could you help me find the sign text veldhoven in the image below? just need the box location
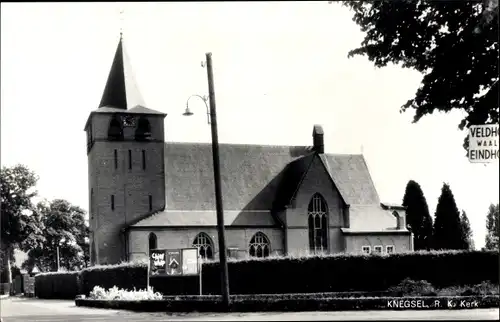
[468,125,499,163]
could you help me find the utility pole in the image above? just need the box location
[205,52,230,309]
[56,246,60,272]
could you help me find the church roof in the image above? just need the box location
[98,36,145,110]
[131,142,383,228]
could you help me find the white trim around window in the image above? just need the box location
[386,245,395,254]
[362,245,371,254]
[373,245,383,254]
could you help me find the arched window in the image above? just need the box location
[108,116,123,141]
[308,193,328,253]
[249,232,270,258]
[148,233,157,253]
[192,233,214,260]
[135,117,152,141]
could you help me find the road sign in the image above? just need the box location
[149,248,200,277]
[166,250,181,276]
[182,248,199,275]
[469,124,499,163]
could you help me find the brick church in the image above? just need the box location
[86,36,413,266]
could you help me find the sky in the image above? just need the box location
[1,2,498,250]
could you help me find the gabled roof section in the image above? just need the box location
[272,153,315,211]
[319,154,380,205]
[98,36,146,110]
[162,142,313,211]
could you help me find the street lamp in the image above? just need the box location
[183,52,231,309]
[56,238,66,272]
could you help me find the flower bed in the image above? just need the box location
[76,281,499,312]
[75,294,500,312]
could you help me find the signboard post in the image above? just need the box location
[468,125,499,163]
[148,248,201,294]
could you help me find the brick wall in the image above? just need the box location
[87,113,166,265]
[127,227,284,262]
[285,155,346,255]
[344,233,412,254]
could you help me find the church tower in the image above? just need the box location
[84,35,166,265]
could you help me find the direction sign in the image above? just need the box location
[166,250,181,275]
[182,248,199,275]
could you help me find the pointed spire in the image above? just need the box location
[98,34,145,110]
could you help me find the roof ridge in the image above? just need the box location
[165,141,312,149]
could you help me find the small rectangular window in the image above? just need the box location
[374,245,383,254]
[148,195,153,211]
[142,150,146,170]
[128,150,132,170]
[362,246,371,254]
[111,195,115,211]
[114,149,118,169]
[386,245,395,254]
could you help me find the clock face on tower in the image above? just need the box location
[122,115,136,127]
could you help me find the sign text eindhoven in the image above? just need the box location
[468,125,499,163]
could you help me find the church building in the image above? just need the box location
[85,36,413,266]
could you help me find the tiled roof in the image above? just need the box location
[163,142,313,211]
[132,210,277,227]
[131,142,387,228]
[319,154,380,205]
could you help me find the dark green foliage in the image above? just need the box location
[485,203,499,250]
[433,183,463,250]
[402,180,433,250]
[23,199,90,273]
[34,272,79,299]
[460,210,474,250]
[388,278,436,296]
[343,1,499,154]
[1,164,43,284]
[203,251,498,294]
[38,251,498,298]
[76,294,500,312]
[78,262,148,296]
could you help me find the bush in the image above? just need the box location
[89,286,163,301]
[35,271,79,299]
[388,278,437,296]
[78,261,148,296]
[438,281,499,297]
[201,250,499,294]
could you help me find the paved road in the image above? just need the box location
[1,297,499,321]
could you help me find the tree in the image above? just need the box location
[432,183,463,250]
[402,180,433,250]
[343,0,499,154]
[459,210,475,250]
[0,165,44,285]
[485,203,499,250]
[22,199,90,272]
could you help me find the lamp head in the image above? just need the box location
[183,106,194,116]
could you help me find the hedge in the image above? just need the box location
[34,271,79,299]
[78,261,148,296]
[202,250,499,294]
[75,295,500,312]
[36,250,499,299]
